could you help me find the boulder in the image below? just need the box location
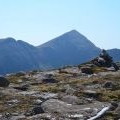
[81,67,93,74]
[31,106,44,115]
[0,77,10,87]
[13,84,29,91]
[41,99,108,119]
[83,90,102,99]
[25,106,44,116]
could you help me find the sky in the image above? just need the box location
[0,0,120,49]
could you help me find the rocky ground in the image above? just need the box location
[0,63,120,120]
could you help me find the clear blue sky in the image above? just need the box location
[0,0,120,49]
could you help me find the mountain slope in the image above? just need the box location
[38,30,101,68]
[0,38,41,74]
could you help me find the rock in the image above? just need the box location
[39,92,58,100]
[41,99,80,114]
[31,106,45,115]
[27,113,51,120]
[41,99,108,119]
[45,73,54,78]
[33,99,43,105]
[13,84,29,91]
[25,106,44,116]
[42,78,58,83]
[110,102,118,111]
[0,77,10,87]
[9,115,25,120]
[83,90,102,99]
[81,67,93,74]
[7,99,19,104]
[103,81,118,90]
[61,95,81,105]
[64,84,76,95]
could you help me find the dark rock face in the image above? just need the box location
[0,77,10,87]
[13,84,29,91]
[81,67,93,74]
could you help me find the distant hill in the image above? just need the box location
[107,49,120,62]
[0,30,120,75]
[0,38,41,75]
[38,30,101,68]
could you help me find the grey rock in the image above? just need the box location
[10,115,25,120]
[27,113,51,120]
[39,92,58,100]
[61,95,81,105]
[41,99,109,119]
[33,99,43,105]
[64,85,76,95]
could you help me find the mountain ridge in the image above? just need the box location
[0,30,120,74]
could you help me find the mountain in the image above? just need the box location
[0,38,41,75]
[0,30,120,75]
[38,30,101,68]
[107,49,120,61]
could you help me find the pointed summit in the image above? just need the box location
[38,30,100,68]
[66,29,82,35]
[39,30,97,50]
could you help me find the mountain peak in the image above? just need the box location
[39,30,97,49]
[68,29,79,33]
[63,29,82,37]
